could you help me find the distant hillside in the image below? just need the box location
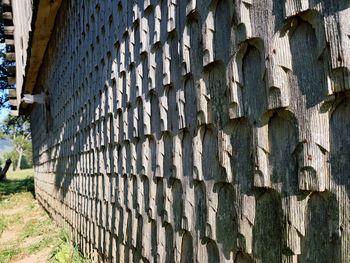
[0,139,13,157]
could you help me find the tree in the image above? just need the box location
[0,44,14,89]
[0,3,15,107]
[0,159,11,180]
[0,4,24,174]
[0,115,31,171]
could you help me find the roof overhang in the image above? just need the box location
[2,0,62,115]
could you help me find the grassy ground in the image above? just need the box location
[0,169,90,263]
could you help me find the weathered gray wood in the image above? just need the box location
[7,0,350,262]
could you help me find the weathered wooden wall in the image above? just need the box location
[31,0,350,262]
[8,0,34,113]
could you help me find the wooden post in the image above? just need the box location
[0,159,12,180]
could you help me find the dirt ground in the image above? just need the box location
[0,169,58,263]
[0,169,90,263]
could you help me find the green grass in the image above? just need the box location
[48,230,92,263]
[0,169,91,263]
[21,217,53,238]
[0,169,35,196]
[0,248,18,263]
[0,217,7,236]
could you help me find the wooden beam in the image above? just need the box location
[23,0,62,95]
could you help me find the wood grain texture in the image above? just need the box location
[17,0,350,262]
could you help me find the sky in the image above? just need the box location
[0,46,12,156]
[0,90,11,157]
[0,100,11,157]
[0,87,9,124]
[0,106,9,123]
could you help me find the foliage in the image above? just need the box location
[0,4,14,109]
[0,5,14,146]
[0,44,15,91]
[0,130,5,139]
[0,115,32,170]
[0,30,23,168]
[0,115,30,138]
[3,138,32,170]
[49,229,91,263]
[2,150,15,165]
[24,142,33,167]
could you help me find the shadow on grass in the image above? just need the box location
[0,177,35,197]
